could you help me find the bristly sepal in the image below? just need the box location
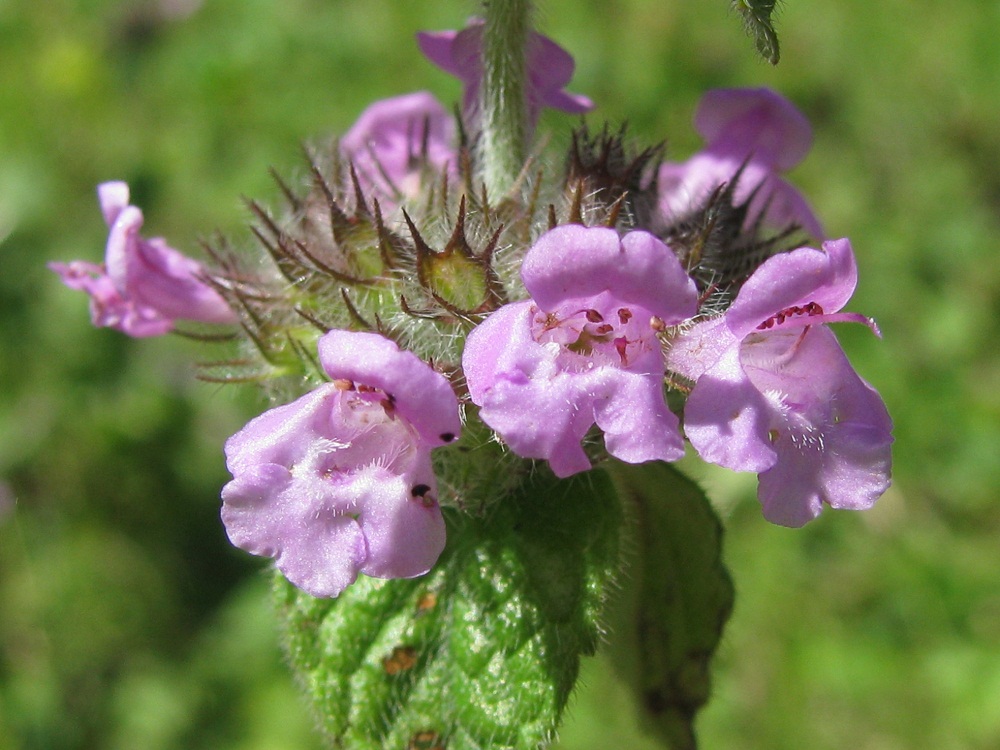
[407,196,508,316]
[660,162,806,305]
[565,123,664,230]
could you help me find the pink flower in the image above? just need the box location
[668,238,893,526]
[221,330,460,598]
[339,91,457,208]
[463,225,698,477]
[417,20,593,129]
[49,181,235,337]
[659,88,824,238]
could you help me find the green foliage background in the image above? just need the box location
[2,0,999,747]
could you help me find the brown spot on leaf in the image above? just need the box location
[416,591,438,614]
[408,730,444,750]
[383,646,417,675]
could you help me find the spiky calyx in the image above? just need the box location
[659,161,806,306]
[564,124,663,231]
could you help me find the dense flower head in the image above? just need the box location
[668,238,893,525]
[464,225,698,477]
[49,181,235,337]
[659,88,824,239]
[417,19,593,130]
[339,91,457,209]
[221,330,460,597]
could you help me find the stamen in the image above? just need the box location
[757,302,824,330]
[381,397,397,419]
[614,336,629,364]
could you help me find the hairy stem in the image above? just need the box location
[480,0,532,198]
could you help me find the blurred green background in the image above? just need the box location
[2,0,999,748]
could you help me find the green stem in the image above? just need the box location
[480,0,532,198]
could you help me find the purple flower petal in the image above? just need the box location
[51,181,235,337]
[594,367,686,465]
[222,331,460,597]
[416,29,463,76]
[464,227,695,476]
[522,225,698,321]
[463,302,596,476]
[98,181,130,226]
[49,260,173,337]
[525,31,594,118]
[222,463,368,597]
[356,467,447,580]
[663,314,731,382]
[677,235,893,525]
[694,88,813,170]
[724,238,858,339]
[317,330,461,447]
[746,327,893,526]
[683,345,777,473]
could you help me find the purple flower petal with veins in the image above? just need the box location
[669,238,893,526]
[464,225,697,477]
[49,181,235,337]
[659,88,824,238]
[417,20,593,129]
[221,330,460,598]
[339,91,456,209]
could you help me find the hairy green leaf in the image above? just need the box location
[732,0,781,64]
[276,469,623,749]
[605,461,734,750]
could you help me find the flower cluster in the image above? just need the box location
[53,19,892,597]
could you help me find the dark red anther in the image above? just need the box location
[617,308,633,324]
[756,302,824,331]
[595,324,614,335]
[614,336,629,364]
[381,396,397,419]
[541,312,562,331]
[585,309,604,323]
